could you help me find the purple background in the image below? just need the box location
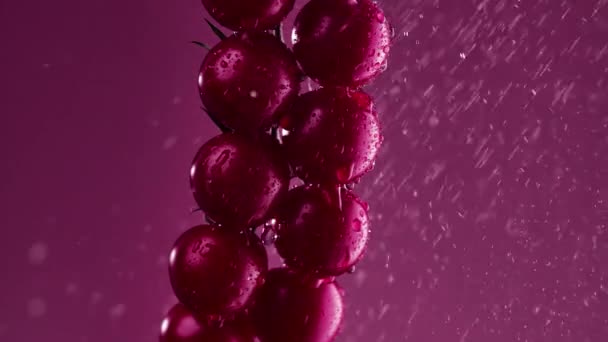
[1,0,607,341]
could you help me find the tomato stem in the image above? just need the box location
[204,18,227,40]
[191,41,211,51]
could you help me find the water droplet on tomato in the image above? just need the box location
[261,219,278,245]
[336,164,355,183]
[352,218,362,232]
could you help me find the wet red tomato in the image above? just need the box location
[292,0,391,87]
[252,268,344,342]
[190,133,290,229]
[275,185,370,277]
[199,31,301,136]
[168,225,267,317]
[202,0,295,31]
[159,303,257,342]
[280,87,382,185]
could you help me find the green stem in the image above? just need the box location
[191,41,211,50]
[205,18,227,40]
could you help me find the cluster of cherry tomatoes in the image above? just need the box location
[160,1,391,341]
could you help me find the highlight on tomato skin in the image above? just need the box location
[168,225,268,318]
[251,268,345,342]
[198,31,301,137]
[202,0,295,32]
[159,303,257,342]
[279,87,383,185]
[190,133,291,229]
[274,185,370,277]
[292,0,392,87]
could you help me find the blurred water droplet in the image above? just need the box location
[27,298,46,318]
[428,116,440,127]
[162,136,178,150]
[109,304,126,319]
[65,282,78,295]
[28,242,48,265]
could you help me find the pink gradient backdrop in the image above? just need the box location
[1,0,607,341]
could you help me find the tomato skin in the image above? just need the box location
[292,0,392,87]
[280,87,382,185]
[199,31,301,136]
[202,0,295,31]
[168,225,268,317]
[159,303,257,342]
[190,133,290,229]
[251,268,344,342]
[275,185,370,277]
